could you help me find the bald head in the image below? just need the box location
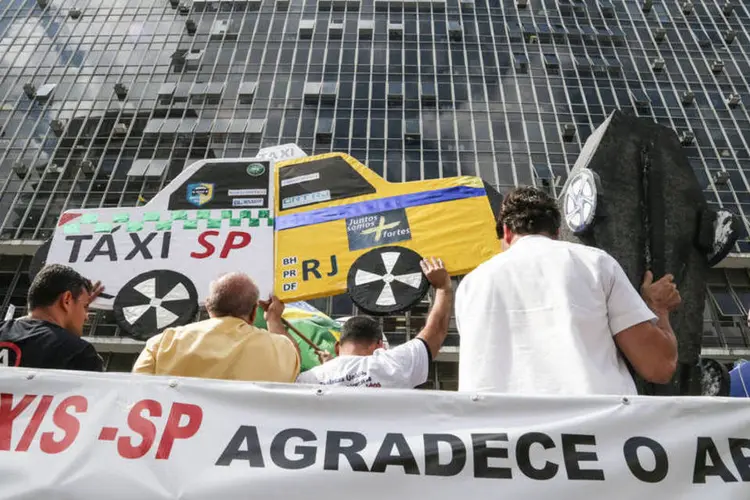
[205,272,260,320]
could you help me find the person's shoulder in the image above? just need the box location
[457,251,512,299]
[377,337,424,354]
[27,319,80,343]
[554,242,625,285]
[67,340,104,371]
[553,239,615,262]
[167,317,224,338]
[576,243,620,269]
[0,318,27,340]
[144,329,166,347]
[297,357,342,382]
[267,330,298,355]
[50,325,97,356]
[300,362,329,377]
[461,253,506,284]
[72,339,101,357]
[3,317,53,334]
[373,339,428,363]
[3,319,82,353]
[269,330,293,345]
[240,321,274,337]
[295,369,318,384]
[145,320,214,350]
[59,329,94,350]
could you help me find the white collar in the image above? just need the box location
[509,234,552,249]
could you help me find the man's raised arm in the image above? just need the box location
[417,258,454,359]
[259,296,302,365]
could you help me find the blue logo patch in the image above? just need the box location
[187,183,214,207]
[345,209,412,251]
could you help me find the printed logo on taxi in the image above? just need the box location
[186,183,214,207]
[246,163,266,177]
[346,208,412,251]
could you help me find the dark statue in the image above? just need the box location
[557,110,742,396]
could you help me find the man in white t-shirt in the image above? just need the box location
[456,186,681,395]
[296,257,452,388]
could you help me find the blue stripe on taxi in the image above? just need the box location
[277,185,486,231]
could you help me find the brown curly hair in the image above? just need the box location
[496,186,561,239]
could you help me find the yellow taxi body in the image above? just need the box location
[274,153,501,302]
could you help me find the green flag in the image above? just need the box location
[253,302,341,372]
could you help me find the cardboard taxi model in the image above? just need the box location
[273,152,502,315]
[39,158,276,339]
[37,146,501,337]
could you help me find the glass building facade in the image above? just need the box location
[1,0,749,386]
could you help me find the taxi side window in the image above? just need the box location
[278,156,376,211]
[167,160,272,210]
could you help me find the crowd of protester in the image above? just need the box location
[0,186,682,395]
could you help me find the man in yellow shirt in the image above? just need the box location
[132,272,300,382]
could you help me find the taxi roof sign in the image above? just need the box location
[256,143,307,162]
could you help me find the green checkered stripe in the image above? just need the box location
[62,209,274,234]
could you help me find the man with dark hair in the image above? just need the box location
[133,272,300,382]
[296,257,452,388]
[456,186,682,395]
[0,264,104,370]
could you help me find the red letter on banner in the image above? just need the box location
[0,394,36,451]
[155,403,203,459]
[219,232,251,259]
[118,399,162,459]
[15,395,53,452]
[190,231,219,259]
[40,396,88,454]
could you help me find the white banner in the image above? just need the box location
[1,368,749,499]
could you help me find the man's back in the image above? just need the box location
[296,338,430,388]
[133,317,300,382]
[0,318,103,371]
[456,235,653,395]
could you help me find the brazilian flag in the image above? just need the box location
[253,301,341,372]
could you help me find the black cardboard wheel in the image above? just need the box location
[113,270,198,340]
[347,246,429,316]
